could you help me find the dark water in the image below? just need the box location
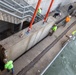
[42,37,76,75]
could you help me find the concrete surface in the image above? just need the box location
[2,16,75,75]
[1,2,76,75]
[1,22,76,75]
[0,16,56,60]
[0,17,75,75]
[25,17,76,75]
[0,3,76,61]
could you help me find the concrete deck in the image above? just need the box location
[24,18,76,75]
[1,16,76,75]
[1,3,76,75]
[1,18,76,75]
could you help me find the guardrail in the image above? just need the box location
[0,0,43,23]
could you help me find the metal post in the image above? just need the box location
[19,8,25,30]
[19,21,23,30]
[27,0,42,32]
[44,0,54,22]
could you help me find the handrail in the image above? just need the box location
[0,0,34,14]
[12,0,31,8]
[0,5,42,19]
[0,2,32,15]
[12,0,26,8]
[0,8,22,19]
[0,1,24,14]
[3,0,15,7]
[0,8,32,19]
[0,0,43,24]
[0,3,14,12]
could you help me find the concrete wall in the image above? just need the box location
[24,0,76,15]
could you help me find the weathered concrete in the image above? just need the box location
[0,16,56,60]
